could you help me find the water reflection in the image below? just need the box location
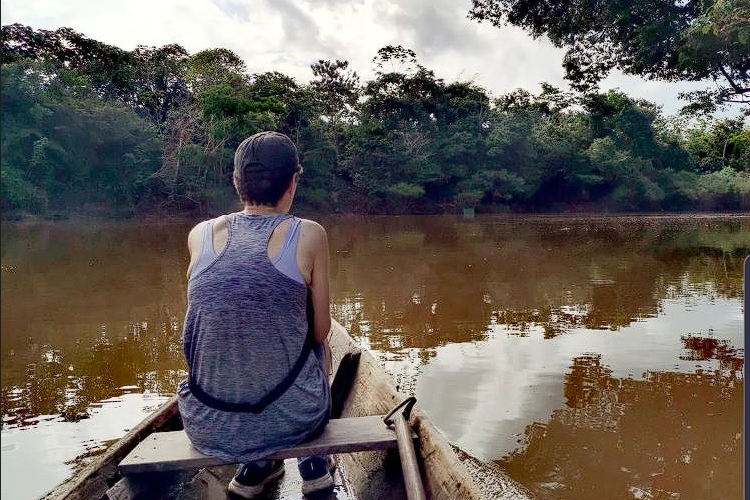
[681,334,744,372]
[329,216,746,348]
[1,308,185,428]
[0,215,747,500]
[1,221,189,430]
[500,347,743,500]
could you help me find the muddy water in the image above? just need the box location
[1,215,745,500]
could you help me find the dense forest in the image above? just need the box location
[1,23,748,217]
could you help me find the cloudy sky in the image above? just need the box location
[1,0,741,116]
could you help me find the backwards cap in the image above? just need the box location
[233,131,299,182]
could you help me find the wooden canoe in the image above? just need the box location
[41,320,535,500]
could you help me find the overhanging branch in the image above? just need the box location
[719,66,748,94]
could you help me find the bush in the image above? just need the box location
[694,167,750,210]
[0,164,48,212]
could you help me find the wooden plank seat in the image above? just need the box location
[119,415,414,475]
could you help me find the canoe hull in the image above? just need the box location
[41,320,533,500]
[328,321,486,500]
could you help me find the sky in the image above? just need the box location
[0,0,742,117]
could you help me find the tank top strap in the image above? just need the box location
[276,216,302,257]
[201,219,215,256]
[189,219,218,280]
[271,217,305,284]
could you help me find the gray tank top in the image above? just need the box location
[177,212,330,462]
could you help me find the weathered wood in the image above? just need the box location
[392,413,427,500]
[328,321,494,500]
[119,415,415,474]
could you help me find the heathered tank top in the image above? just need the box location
[177,212,330,462]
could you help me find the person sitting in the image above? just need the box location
[177,131,334,498]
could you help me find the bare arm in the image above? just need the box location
[303,220,332,344]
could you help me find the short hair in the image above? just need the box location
[235,164,301,206]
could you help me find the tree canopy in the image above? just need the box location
[469,0,750,113]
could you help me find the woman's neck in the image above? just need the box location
[242,204,286,215]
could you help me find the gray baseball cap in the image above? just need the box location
[233,131,299,181]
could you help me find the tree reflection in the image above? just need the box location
[1,307,185,428]
[681,334,744,372]
[327,216,747,351]
[499,347,743,500]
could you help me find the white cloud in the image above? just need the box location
[1,0,743,116]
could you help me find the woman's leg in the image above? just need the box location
[298,344,335,494]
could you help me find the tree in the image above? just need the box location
[130,44,190,124]
[307,59,360,192]
[1,24,135,100]
[0,61,161,213]
[185,48,246,92]
[310,59,360,128]
[469,0,750,113]
[683,116,750,172]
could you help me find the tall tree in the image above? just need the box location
[310,59,360,128]
[130,44,189,124]
[185,48,246,92]
[1,24,134,100]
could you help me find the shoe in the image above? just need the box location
[298,456,335,495]
[228,460,285,499]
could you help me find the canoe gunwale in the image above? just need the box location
[39,396,181,500]
[327,320,488,500]
[42,319,507,500]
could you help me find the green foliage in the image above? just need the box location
[1,61,161,213]
[310,59,360,125]
[387,182,425,198]
[469,0,750,113]
[2,25,748,217]
[695,167,750,209]
[682,117,750,172]
[186,48,246,92]
[1,163,48,211]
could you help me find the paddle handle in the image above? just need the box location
[393,412,427,500]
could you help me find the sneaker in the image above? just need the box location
[228,460,285,499]
[298,456,335,495]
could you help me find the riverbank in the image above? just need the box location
[5,205,750,223]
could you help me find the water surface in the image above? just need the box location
[1,215,745,500]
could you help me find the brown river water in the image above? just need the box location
[1,215,745,500]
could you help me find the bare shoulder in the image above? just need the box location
[187,221,207,254]
[213,215,228,232]
[300,218,327,233]
[299,219,328,244]
[187,216,227,254]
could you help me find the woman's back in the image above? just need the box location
[178,212,330,462]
